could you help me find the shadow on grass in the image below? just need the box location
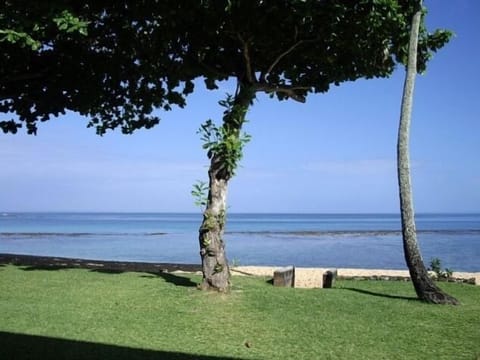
[0,254,202,273]
[341,287,419,301]
[21,265,72,271]
[18,264,198,288]
[0,331,245,360]
[142,271,199,288]
[91,268,126,275]
[1,254,201,288]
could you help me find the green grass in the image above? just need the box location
[0,265,479,360]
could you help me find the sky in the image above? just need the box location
[1,1,479,214]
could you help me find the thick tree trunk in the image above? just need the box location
[198,84,254,291]
[198,174,230,291]
[397,2,459,305]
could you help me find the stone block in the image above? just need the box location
[273,266,295,287]
[323,269,338,288]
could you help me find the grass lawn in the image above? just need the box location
[0,264,479,360]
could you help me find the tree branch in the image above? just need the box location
[262,40,304,82]
[260,37,320,83]
[254,84,310,103]
[237,33,255,83]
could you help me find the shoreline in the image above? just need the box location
[0,253,202,273]
[1,253,478,287]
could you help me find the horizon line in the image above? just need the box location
[2,211,479,215]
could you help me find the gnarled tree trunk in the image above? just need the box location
[198,174,230,291]
[198,84,255,291]
[397,1,458,305]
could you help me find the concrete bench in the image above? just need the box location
[323,269,338,288]
[273,266,295,287]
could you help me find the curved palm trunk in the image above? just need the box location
[397,2,458,305]
[198,84,255,291]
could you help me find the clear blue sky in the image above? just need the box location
[1,1,479,213]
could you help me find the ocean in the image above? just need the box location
[1,212,479,271]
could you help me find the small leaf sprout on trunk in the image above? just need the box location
[191,180,208,210]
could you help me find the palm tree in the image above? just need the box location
[397,0,459,305]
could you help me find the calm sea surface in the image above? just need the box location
[1,213,479,271]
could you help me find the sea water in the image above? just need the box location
[0,212,479,271]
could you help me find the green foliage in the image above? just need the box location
[200,210,217,234]
[213,263,224,274]
[1,2,194,135]
[198,94,251,177]
[2,1,452,135]
[202,237,211,247]
[52,10,89,35]
[218,209,226,228]
[1,266,479,359]
[0,29,41,50]
[429,257,441,274]
[0,9,88,51]
[191,180,208,209]
[429,257,454,280]
[199,209,226,244]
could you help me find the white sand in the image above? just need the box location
[231,266,479,288]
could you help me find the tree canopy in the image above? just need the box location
[181,1,449,97]
[1,0,450,135]
[1,1,193,134]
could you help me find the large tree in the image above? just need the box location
[397,1,458,304]
[178,0,451,290]
[1,1,450,291]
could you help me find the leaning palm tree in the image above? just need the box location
[397,0,459,305]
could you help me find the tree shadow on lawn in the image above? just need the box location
[18,265,198,288]
[0,254,201,273]
[140,271,199,288]
[21,264,74,271]
[1,254,200,288]
[340,287,419,301]
[0,331,245,360]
